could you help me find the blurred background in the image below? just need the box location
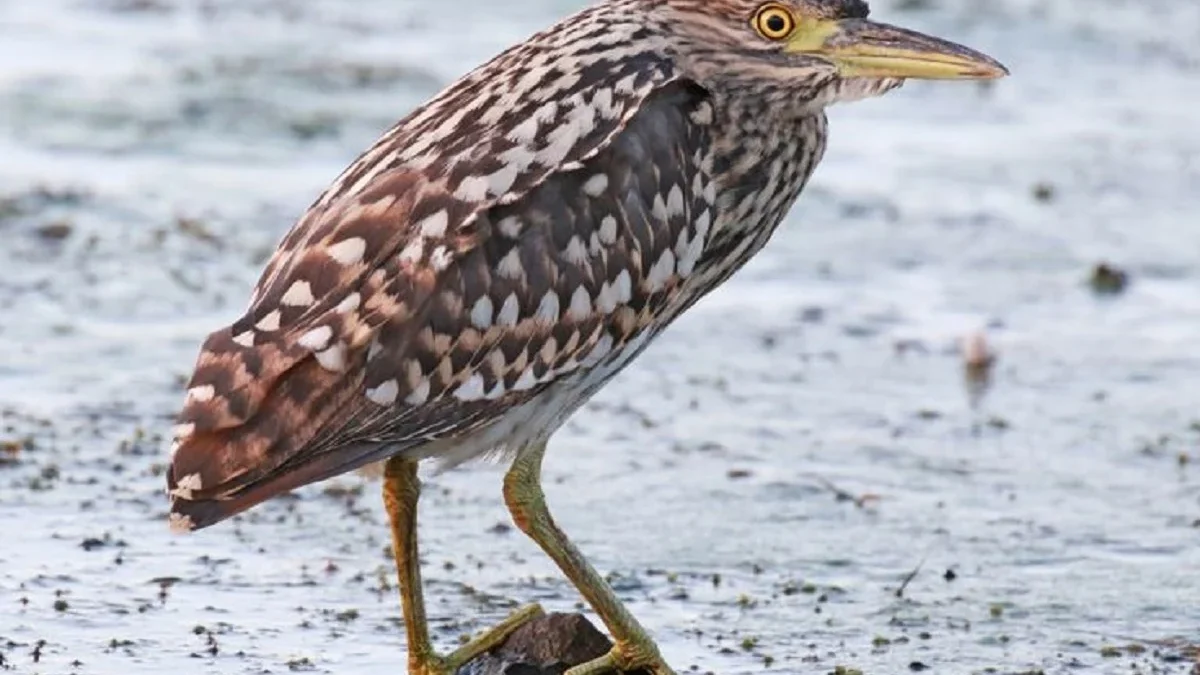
[1,0,1198,673]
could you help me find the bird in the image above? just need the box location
[165,1,1006,673]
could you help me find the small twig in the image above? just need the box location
[809,475,881,509]
[895,554,928,598]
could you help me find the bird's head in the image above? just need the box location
[653,0,1007,111]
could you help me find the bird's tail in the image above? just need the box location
[166,325,375,532]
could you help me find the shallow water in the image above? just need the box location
[1,0,1198,673]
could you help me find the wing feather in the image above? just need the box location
[168,24,716,531]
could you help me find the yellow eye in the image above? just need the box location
[753,4,796,40]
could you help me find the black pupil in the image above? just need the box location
[765,14,787,33]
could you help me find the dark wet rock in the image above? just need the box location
[1089,262,1130,296]
[35,220,74,241]
[459,613,649,675]
[1031,181,1057,203]
[80,537,107,551]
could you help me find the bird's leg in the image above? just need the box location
[382,456,543,675]
[503,441,676,675]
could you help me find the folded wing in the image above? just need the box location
[167,42,716,531]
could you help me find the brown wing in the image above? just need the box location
[324,80,717,455]
[167,29,719,532]
[168,80,717,532]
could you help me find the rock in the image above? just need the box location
[458,612,650,675]
[1088,262,1129,296]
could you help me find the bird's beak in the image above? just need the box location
[785,18,1008,80]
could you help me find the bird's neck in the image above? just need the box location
[708,94,829,246]
[671,96,827,305]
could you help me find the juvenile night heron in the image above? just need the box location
[166,0,1006,672]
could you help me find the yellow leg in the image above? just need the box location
[502,441,675,675]
[383,456,543,674]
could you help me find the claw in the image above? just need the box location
[409,603,546,675]
[564,638,676,675]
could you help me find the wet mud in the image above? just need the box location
[1,0,1198,673]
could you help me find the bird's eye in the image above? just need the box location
[752,4,796,40]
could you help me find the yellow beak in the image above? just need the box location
[786,18,1008,80]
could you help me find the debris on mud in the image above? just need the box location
[1031,181,1057,203]
[961,330,997,409]
[1088,262,1130,296]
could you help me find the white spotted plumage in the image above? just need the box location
[280,280,315,307]
[327,237,367,265]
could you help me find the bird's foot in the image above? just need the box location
[408,603,544,675]
[564,636,676,675]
